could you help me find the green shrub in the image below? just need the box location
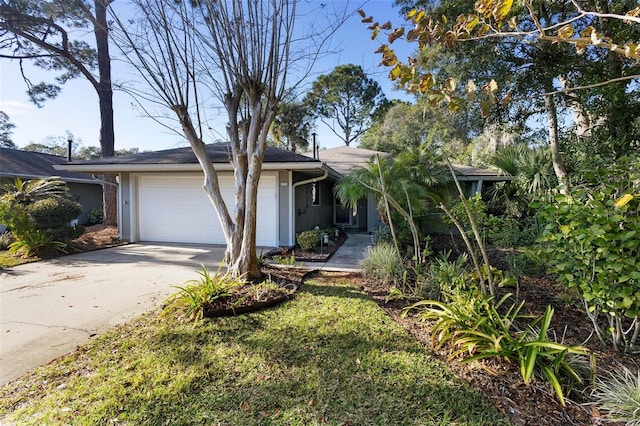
[0,178,79,258]
[27,197,82,229]
[8,230,67,257]
[537,189,640,353]
[592,366,640,425]
[49,224,85,243]
[360,242,404,286]
[297,229,323,251]
[85,207,103,225]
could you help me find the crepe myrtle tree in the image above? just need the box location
[111,0,346,280]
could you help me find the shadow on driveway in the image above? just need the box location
[0,243,229,386]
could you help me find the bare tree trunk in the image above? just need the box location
[94,0,117,225]
[545,93,570,196]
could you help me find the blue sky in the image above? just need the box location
[0,0,416,153]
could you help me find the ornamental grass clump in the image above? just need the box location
[592,366,640,425]
[360,242,404,286]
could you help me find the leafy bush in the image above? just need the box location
[297,229,323,251]
[49,224,85,243]
[8,230,67,257]
[360,242,404,286]
[405,293,594,406]
[163,264,244,322]
[537,189,640,352]
[416,251,469,301]
[592,366,640,425]
[85,207,103,226]
[446,194,540,249]
[27,197,82,229]
[0,178,79,257]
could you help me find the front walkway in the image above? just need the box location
[320,232,371,272]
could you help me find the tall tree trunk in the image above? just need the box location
[94,0,117,225]
[545,93,570,195]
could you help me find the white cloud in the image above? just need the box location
[0,99,36,117]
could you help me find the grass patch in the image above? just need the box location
[0,274,509,425]
[0,251,37,268]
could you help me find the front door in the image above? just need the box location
[334,196,357,227]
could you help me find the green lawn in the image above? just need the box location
[0,251,36,268]
[0,274,510,425]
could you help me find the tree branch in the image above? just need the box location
[544,74,640,96]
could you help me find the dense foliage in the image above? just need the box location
[538,189,640,353]
[0,177,83,256]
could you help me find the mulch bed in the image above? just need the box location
[264,231,348,262]
[68,224,124,252]
[354,243,639,426]
[203,265,314,317]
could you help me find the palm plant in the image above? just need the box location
[488,144,556,217]
[0,177,75,257]
[335,149,447,264]
[0,177,69,206]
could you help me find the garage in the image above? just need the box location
[136,173,278,246]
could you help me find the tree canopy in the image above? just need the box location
[270,98,314,153]
[0,111,16,148]
[361,0,639,191]
[304,64,388,146]
[0,0,118,224]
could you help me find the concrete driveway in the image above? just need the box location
[0,243,227,386]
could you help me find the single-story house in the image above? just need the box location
[314,146,390,233]
[0,147,103,224]
[315,146,513,235]
[52,142,512,247]
[54,143,341,247]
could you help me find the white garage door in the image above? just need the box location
[137,174,277,246]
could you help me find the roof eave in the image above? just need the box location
[0,172,101,185]
[53,161,326,174]
[455,175,514,181]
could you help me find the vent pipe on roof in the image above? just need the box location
[312,132,317,159]
[67,138,73,162]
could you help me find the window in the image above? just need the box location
[311,182,320,206]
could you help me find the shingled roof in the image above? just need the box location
[315,146,509,181]
[62,143,320,166]
[316,146,390,175]
[0,148,100,184]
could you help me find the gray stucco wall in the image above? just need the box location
[66,182,103,224]
[294,180,333,235]
[118,173,132,241]
[278,170,291,247]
